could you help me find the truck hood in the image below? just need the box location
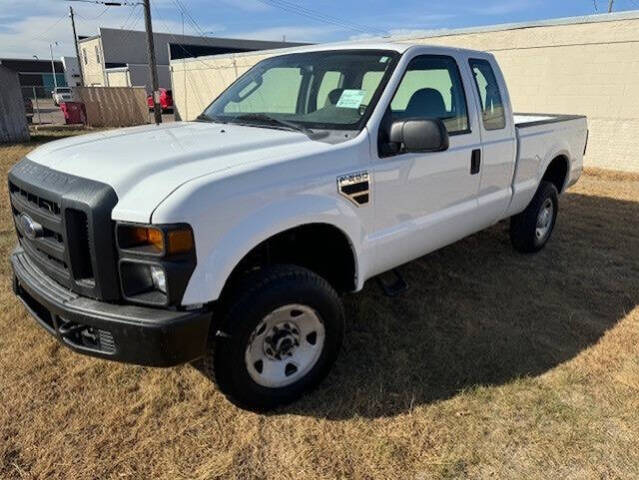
[27,122,331,223]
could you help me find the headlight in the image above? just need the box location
[150,265,166,294]
[116,223,196,307]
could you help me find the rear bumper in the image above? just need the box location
[10,247,211,367]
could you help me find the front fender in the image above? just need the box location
[180,194,365,305]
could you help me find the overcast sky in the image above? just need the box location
[1,0,638,59]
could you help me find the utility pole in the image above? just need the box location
[608,0,614,12]
[143,0,162,124]
[50,42,59,91]
[69,6,84,86]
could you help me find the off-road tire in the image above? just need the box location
[202,265,344,411]
[510,180,559,253]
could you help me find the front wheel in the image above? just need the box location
[203,265,344,411]
[510,180,559,253]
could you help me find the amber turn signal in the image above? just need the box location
[119,226,164,252]
[166,229,194,255]
[118,224,194,255]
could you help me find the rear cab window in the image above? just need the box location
[469,58,506,130]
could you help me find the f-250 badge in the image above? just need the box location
[337,171,370,206]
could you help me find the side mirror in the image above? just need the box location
[389,118,449,153]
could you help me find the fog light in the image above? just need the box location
[150,265,166,293]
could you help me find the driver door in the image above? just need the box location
[369,54,483,276]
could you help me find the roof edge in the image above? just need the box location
[386,9,639,42]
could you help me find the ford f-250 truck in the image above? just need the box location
[9,43,588,410]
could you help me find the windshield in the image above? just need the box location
[201,50,399,131]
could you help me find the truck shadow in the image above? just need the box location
[283,191,639,419]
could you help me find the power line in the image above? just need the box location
[75,6,111,20]
[120,4,142,30]
[172,0,209,37]
[67,0,139,5]
[119,3,138,28]
[253,0,388,36]
[25,12,68,42]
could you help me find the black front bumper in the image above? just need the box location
[11,248,212,367]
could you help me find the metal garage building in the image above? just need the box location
[0,58,66,99]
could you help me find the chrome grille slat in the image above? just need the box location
[14,249,78,303]
[10,192,63,233]
[20,239,70,281]
[13,214,66,261]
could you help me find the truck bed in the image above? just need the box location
[505,112,588,219]
[514,113,587,128]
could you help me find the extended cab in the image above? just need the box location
[9,43,587,409]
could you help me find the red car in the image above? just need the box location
[147,88,173,112]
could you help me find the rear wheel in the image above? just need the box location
[510,180,559,253]
[203,265,344,410]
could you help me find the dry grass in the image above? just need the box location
[1,132,638,479]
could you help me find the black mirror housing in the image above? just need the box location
[389,118,449,153]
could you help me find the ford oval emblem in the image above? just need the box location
[19,213,44,240]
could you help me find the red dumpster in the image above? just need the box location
[59,102,87,125]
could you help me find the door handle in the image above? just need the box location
[471,149,481,175]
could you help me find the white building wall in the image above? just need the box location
[170,11,639,172]
[61,56,81,87]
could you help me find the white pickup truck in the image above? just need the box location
[9,43,587,410]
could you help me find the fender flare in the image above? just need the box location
[537,141,571,192]
[181,194,365,305]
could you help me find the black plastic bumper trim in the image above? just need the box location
[11,247,212,367]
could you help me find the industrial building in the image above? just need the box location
[78,27,307,91]
[0,58,66,98]
[61,56,82,87]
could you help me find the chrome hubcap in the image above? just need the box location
[535,198,554,241]
[245,304,325,388]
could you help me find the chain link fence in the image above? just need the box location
[20,86,59,125]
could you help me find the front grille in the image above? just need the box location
[8,158,120,301]
[10,181,72,284]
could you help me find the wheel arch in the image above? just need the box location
[180,195,364,306]
[221,222,359,300]
[542,154,570,194]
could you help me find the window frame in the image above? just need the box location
[468,58,507,131]
[201,49,401,131]
[385,54,472,137]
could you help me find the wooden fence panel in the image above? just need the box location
[75,86,148,128]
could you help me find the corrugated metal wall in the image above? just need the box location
[170,12,639,172]
[0,66,29,143]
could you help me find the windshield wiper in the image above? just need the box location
[231,113,318,137]
[196,113,228,123]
